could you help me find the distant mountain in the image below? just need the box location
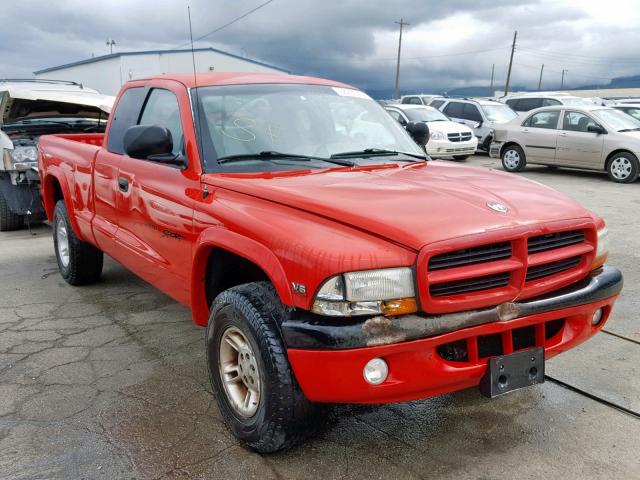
[365,74,640,100]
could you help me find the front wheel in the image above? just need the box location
[0,191,24,231]
[53,200,103,285]
[607,152,639,183]
[501,144,526,172]
[207,282,319,453]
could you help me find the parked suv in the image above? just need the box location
[503,93,592,116]
[435,98,518,150]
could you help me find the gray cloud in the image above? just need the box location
[1,0,639,95]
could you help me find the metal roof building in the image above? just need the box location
[34,47,289,95]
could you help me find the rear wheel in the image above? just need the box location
[0,191,24,231]
[501,144,526,172]
[207,282,319,453]
[607,152,639,183]
[53,200,103,285]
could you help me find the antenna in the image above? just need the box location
[187,5,207,182]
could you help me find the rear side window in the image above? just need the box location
[513,98,543,112]
[543,98,562,106]
[138,89,184,155]
[506,99,518,108]
[443,102,464,117]
[402,97,418,104]
[107,87,146,154]
[407,97,422,105]
[430,99,445,109]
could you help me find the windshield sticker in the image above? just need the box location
[332,87,370,99]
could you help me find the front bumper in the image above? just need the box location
[284,266,622,403]
[426,138,478,157]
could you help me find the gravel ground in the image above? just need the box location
[0,154,638,479]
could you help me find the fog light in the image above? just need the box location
[591,308,604,326]
[363,358,388,385]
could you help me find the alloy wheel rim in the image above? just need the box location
[56,218,70,268]
[219,326,261,418]
[610,157,632,180]
[504,149,520,169]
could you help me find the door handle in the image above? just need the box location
[522,129,529,133]
[558,132,567,137]
[118,177,129,192]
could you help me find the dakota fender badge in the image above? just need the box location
[487,201,509,214]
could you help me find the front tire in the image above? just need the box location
[0,191,24,231]
[607,152,639,183]
[53,200,103,285]
[207,282,318,453]
[501,144,526,172]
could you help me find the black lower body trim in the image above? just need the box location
[282,266,623,350]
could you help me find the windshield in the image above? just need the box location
[193,84,424,172]
[482,104,517,122]
[404,108,448,122]
[592,109,640,131]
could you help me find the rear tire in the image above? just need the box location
[0,191,24,231]
[501,144,526,172]
[53,200,103,285]
[607,152,639,183]
[207,282,319,453]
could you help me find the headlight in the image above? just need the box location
[312,267,417,317]
[5,146,38,170]
[592,226,609,270]
[430,131,444,141]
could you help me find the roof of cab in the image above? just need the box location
[130,72,357,90]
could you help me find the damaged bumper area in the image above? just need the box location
[0,171,45,217]
[284,266,622,403]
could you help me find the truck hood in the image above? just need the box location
[0,89,114,126]
[203,161,590,251]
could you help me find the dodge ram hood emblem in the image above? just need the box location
[487,201,509,213]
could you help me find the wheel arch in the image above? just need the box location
[500,141,523,158]
[191,228,293,327]
[42,168,83,239]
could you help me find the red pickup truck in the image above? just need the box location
[39,73,622,452]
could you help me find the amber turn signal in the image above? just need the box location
[382,297,418,316]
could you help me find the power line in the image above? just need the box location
[174,0,275,49]
[517,45,640,62]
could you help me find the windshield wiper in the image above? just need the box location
[216,151,355,166]
[330,148,427,161]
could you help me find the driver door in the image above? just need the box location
[114,82,199,305]
[555,110,605,168]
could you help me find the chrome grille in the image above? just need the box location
[447,132,473,142]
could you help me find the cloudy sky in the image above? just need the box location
[2,0,640,94]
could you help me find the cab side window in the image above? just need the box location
[138,89,184,155]
[107,87,146,154]
[527,111,560,129]
[462,104,482,122]
[443,102,464,117]
[562,111,598,132]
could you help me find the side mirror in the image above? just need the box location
[406,121,430,146]
[474,121,483,129]
[123,125,186,166]
[587,124,606,134]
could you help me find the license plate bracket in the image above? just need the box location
[480,346,545,398]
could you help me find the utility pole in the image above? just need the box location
[504,30,517,96]
[489,64,495,96]
[538,64,544,90]
[394,18,409,100]
[561,69,568,89]
[106,38,116,54]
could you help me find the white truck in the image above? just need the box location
[0,79,113,230]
